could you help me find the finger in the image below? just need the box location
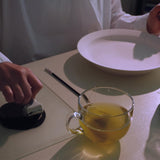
[11,84,24,104]
[147,6,160,35]
[157,11,160,20]
[27,73,43,99]
[1,85,14,102]
[151,5,160,17]
[19,78,32,104]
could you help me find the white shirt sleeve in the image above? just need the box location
[0,51,12,63]
[111,0,149,32]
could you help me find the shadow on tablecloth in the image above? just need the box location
[64,53,160,96]
[50,135,120,160]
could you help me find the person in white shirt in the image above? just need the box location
[0,0,160,104]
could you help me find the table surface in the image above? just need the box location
[1,49,160,160]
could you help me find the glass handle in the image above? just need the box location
[66,112,84,135]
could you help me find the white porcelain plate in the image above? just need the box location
[77,29,160,75]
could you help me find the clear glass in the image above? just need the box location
[66,87,134,145]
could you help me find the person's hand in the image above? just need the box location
[0,62,43,104]
[147,3,160,35]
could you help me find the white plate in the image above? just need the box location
[77,29,160,75]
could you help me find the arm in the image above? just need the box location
[0,52,42,104]
[111,0,148,32]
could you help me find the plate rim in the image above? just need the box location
[77,29,160,75]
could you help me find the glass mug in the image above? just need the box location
[66,87,134,145]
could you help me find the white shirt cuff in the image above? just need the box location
[0,51,12,63]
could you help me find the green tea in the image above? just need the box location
[79,103,131,144]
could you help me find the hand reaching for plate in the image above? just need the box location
[147,3,160,35]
